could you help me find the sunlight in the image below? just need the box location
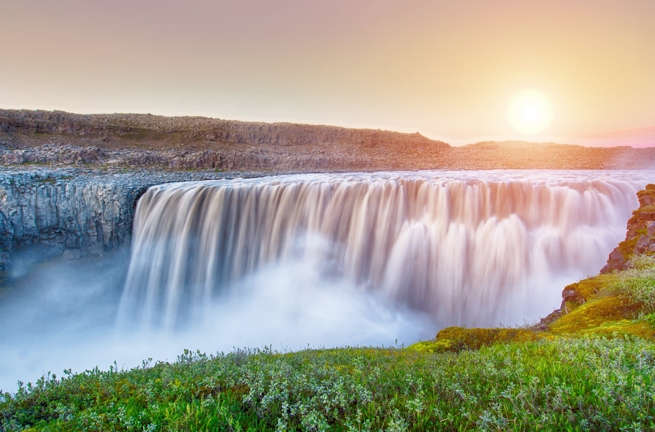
[509,90,553,135]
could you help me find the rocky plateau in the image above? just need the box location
[2,109,655,171]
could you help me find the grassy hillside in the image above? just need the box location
[2,258,655,431]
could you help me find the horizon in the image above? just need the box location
[2,0,655,147]
[3,107,655,149]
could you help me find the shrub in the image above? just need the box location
[610,255,655,317]
[2,337,655,431]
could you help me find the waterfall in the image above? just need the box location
[118,170,649,331]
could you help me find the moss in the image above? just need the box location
[564,300,579,313]
[574,319,655,338]
[544,256,655,339]
[634,204,655,214]
[416,259,655,352]
[405,339,453,353]
[407,326,542,353]
[557,274,621,314]
[576,275,619,300]
[550,295,631,334]
[637,188,655,202]
[619,238,638,257]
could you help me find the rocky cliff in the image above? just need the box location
[0,168,256,276]
[538,184,655,327]
[601,184,655,273]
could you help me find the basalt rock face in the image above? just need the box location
[0,169,257,275]
[0,172,142,274]
[601,184,655,274]
[0,142,375,172]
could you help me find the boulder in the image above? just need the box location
[635,235,650,254]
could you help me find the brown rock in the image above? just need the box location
[635,235,650,253]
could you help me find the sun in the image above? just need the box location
[509,90,552,135]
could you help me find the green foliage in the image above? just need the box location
[407,327,542,354]
[609,256,655,317]
[2,339,655,431]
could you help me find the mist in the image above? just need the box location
[1,170,651,394]
[0,244,434,393]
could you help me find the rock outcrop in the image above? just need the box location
[0,168,259,275]
[0,142,375,172]
[601,184,655,273]
[539,184,655,328]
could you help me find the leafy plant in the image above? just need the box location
[2,338,655,431]
[609,255,655,316]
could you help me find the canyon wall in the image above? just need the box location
[0,169,246,275]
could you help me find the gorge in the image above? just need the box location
[0,168,651,391]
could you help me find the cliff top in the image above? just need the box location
[2,109,655,171]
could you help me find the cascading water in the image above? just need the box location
[118,170,649,332]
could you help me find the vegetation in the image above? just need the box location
[2,259,655,431]
[2,338,655,432]
[615,187,655,261]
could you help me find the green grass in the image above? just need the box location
[2,338,655,431]
[3,258,655,430]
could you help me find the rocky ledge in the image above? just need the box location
[0,167,269,276]
[601,184,655,273]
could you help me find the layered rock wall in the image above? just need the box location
[0,172,143,272]
[0,169,251,275]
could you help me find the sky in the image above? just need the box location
[2,0,655,146]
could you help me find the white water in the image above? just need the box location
[1,170,651,393]
[119,170,649,331]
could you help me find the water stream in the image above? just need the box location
[119,170,648,330]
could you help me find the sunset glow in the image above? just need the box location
[509,91,552,135]
[1,0,654,146]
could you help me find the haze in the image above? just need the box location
[2,0,655,146]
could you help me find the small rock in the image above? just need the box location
[562,289,577,301]
[609,248,623,263]
[635,235,649,253]
[648,221,655,238]
[65,236,79,248]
